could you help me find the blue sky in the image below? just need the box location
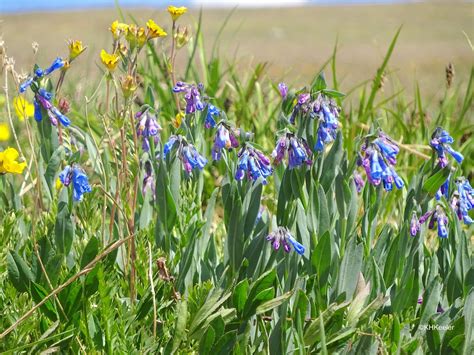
[0,0,411,13]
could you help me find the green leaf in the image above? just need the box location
[7,251,35,292]
[172,300,188,353]
[322,89,345,98]
[81,236,99,268]
[311,72,327,92]
[31,282,58,321]
[422,164,451,196]
[312,232,332,286]
[336,239,363,301]
[55,200,74,256]
[256,291,293,315]
[233,279,249,314]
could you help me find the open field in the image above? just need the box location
[1,2,473,98]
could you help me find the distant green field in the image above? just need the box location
[1,2,472,99]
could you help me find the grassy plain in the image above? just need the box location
[1,2,473,100]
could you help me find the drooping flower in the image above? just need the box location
[100,49,120,71]
[451,178,473,225]
[356,131,404,192]
[174,25,191,48]
[278,82,288,99]
[353,171,365,193]
[235,145,273,184]
[59,164,92,201]
[272,133,312,169]
[266,227,305,255]
[168,5,187,21]
[68,40,86,60]
[429,128,464,167]
[146,19,167,39]
[34,89,71,127]
[13,96,34,121]
[126,24,147,48]
[0,147,27,174]
[142,161,155,199]
[136,110,162,152]
[0,123,10,141]
[429,128,463,200]
[172,82,205,114]
[163,135,207,174]
[417,205,448,238]
[410,211,420,236]
[313,95,342,152]
[211,123,239,161]
[205,104,220,129]
[121,75,137,99]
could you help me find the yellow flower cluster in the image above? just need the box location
[0,147,26,174]
[0,123,10,141]
[13,96,34,121]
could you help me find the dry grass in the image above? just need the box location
[1,2,473,99]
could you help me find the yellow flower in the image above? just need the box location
[0,123,10,141]
[121,75,137,99]
[0,147,27,174]
[68,40,86,60]
[13,96,34,121]
[100,49,120,71]
[55,177,63,190]
[110,20,129,39]
[146,19,167,39]
[172,111,185,128]
[167,6,187,21]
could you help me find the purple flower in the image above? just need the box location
[272,133,312,169]
[266,227,305,255]
[35,89,71,127]
[212,124,239,161]
[172,81,205,114]
[142,161,155,199]
[205,104,220,129]
[353,172,365,193]
[356,131,403,192]
[430,128,464,167]
[235,145,273,184]
[410,212,420,236]
[451,178,473,225]
[418,205,448,238]
[278,82,288,99]
[136,110,162,152]
[59,164,92,201]
[162,135,207,174]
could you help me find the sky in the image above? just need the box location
[0,0,412,13]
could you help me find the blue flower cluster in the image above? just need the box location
[59,164,92,201]
[272,133,312,169]
[163,135,207,174]
[205,104,220,129]
[357,131,404,191]
[19,57,66,93]
[235,145,273,184]
[265,227,305,255]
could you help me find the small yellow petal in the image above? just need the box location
[0,147,26,174]
[167,6,187,21]
[55,177,63,190]
[0,123,10,141]
[100,49,120,71]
